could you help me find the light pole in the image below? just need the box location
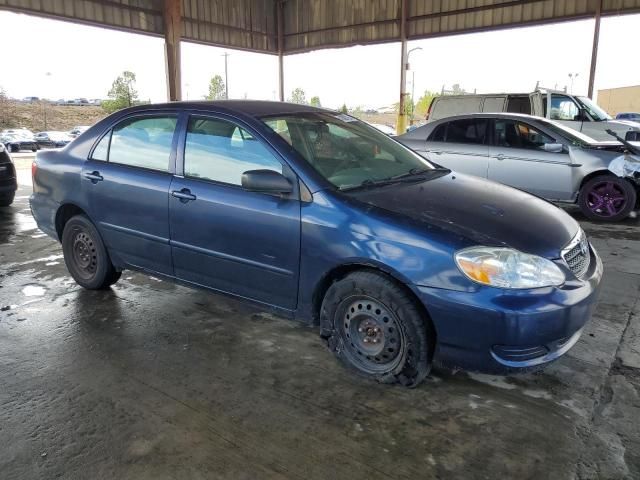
[43,72,52,130]
[222,52,230,99]
[407,47,422,125]
[568,72,579,94]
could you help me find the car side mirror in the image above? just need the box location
[573,108,588,122]
[543,143,564,153]
[241,169,293,194]
[625,131,640,142]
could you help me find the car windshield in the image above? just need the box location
[261,112,439,190]
[576,96,612,121]
[537,118,596,147]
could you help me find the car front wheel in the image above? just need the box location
[321,270,434,387]
[578,174,636,222]
[61,214,121,289]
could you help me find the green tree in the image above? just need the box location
[102,71,139,113]
[205,74,226,100]
[289,88,307,104]
[309,96,321,107]
[340,103,348,113]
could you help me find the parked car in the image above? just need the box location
[0,142,17,206]
[398,112,639,221]
[35,131,73,149]
[0,133,38,153]
[367,122,396,136]
[426,88,640,141]
[68,126,90,138]
[30,101,603,386]
[616,112,640,122]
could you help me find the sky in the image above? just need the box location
[0,10,639,109]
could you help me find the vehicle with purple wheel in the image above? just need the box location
[398,113,640,222]
[30,101,603,387]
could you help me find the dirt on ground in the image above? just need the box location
[0,101,107,132]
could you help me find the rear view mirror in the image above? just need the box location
[625,131,640,142]
[543,143,564,153]
[241,169,293,194]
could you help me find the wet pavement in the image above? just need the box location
[1,179,639,479]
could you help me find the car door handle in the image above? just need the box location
[84,171,103,183]
[171,189,197,202]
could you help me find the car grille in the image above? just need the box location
[562,229,590,278]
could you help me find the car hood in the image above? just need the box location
[347,172,579,259]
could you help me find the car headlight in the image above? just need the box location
[455,246,565,289]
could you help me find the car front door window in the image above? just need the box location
[549,95,580,121]
[495,120,554,150]
[184,117,283,185]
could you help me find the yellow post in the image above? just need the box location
[396,0,407,135]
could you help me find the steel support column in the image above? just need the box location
[163,0,182,101]
[277,0,285,101]
[396,0,408,135]
[587,0,602,99]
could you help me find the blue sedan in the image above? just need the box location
[30,101,603,387]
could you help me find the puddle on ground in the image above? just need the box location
[22,285,46,297]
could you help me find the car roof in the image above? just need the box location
[431,112,547,122]
[118,100,329,118]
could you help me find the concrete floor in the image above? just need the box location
[1,178,640,480]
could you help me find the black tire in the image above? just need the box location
[32,147,37,152]
[0,192,15,207]
[10,144,18,153]
[578,174,637,222]
[61,214,121,289]
[321,270,433,387]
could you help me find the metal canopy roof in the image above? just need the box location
[2,0,639,55]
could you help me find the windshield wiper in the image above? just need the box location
[340,167,449,191]
[388,166,450,180]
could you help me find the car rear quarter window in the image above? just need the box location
[445,119,487,144]
[184,117,282,186]
[107,116,177,171]
[91,132,110,161]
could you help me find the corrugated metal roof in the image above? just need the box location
[2,0,640,54]
[0,0,165,36]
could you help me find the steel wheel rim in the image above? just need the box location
[71,226,97,279]
[337,295,405,374]
[586,181,628,217]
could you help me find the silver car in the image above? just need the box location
[398,113,639,222]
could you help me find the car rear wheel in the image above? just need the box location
[62,214,121,289]
[0,192,15,207]
[10,144,19,153]
[578,174,636,222]
[321,270,433,387]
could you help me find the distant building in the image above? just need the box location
[597,85,640,115]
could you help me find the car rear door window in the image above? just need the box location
[184,117,282,186]
[445,119,487,144]
[108,116,177,171]
[495,120,554,150]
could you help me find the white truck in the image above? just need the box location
[425,87,640,141]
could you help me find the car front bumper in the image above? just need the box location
[416,247,603,373]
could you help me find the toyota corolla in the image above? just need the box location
[30,101,603,387]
